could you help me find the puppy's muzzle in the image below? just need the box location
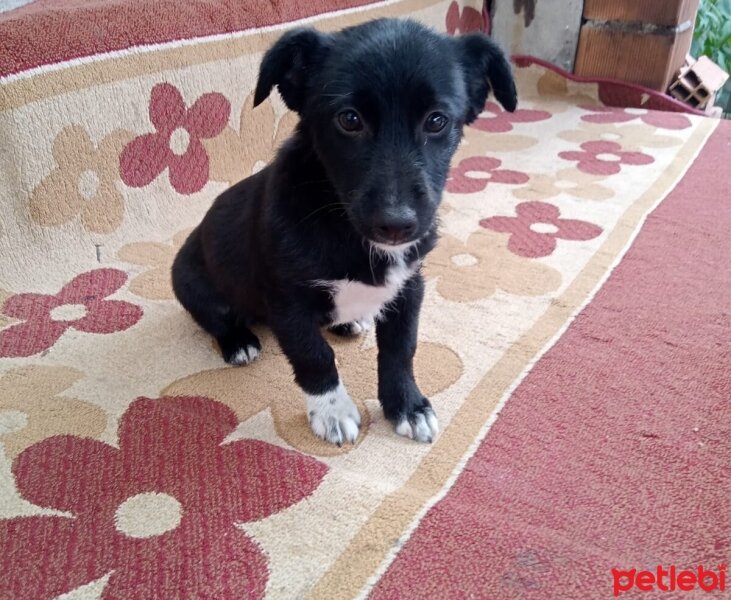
[370,207,418,246]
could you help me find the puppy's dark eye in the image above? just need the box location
[424,112,448,133]
[337,110,363,133]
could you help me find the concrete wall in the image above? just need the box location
[490,0,583,72]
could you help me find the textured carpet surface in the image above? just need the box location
[0,1,728,598]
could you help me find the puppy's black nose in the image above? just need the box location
[373,216,418,245]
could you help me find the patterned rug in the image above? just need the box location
[1,1,728,598]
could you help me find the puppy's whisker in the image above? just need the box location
[295,202,349,227]
[322,92,354,106]
[321,79,352,91]
[369,244,377,284]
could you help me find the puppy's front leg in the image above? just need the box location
[377,273,438,443]
[271,312,361,445]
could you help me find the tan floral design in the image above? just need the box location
[117,229,192,300]
[202,93,299,184]
[0,289,12,330]
[28,125,134,233]
[454,124,538,162]
[531,67,598,111]
[513,168,614,202]
[424,229,562,302]
[558,121,682,152]
[161,329,462,457]
[0,366,107,459]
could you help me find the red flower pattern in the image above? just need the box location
[0,395,328,600]
[120,83,230,194]
[0,268,142,358]
[447,156,529,194]
[445,0,483,35]
[580,105,691,130]
[559,140,654,176]
[471,101,552,133]
[480,201,603,258]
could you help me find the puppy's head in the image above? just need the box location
[254,19,516,251]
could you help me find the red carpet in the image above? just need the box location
[372,124,731,598]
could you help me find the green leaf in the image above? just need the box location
[717,0,731,15]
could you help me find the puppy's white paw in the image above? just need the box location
[329,318,373,337]
[227,344,260,365]
[306,381,361,445]
[396,406,439,443]
[350,318,373,335]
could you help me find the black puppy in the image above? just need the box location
[172,18,516,445]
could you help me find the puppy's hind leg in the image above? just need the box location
[172,231,261,365]
[217,318,262,365]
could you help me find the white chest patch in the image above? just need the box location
[317,257,417,326]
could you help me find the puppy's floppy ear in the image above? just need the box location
[456,33,517,123]
[253,28,330,113]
